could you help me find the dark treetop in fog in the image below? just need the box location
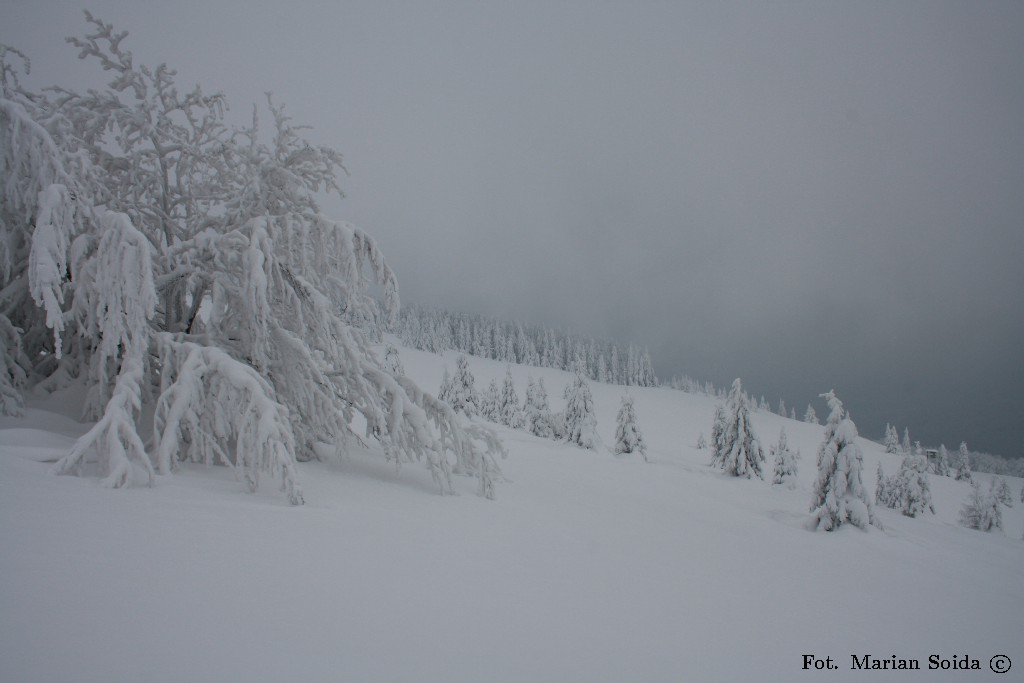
[4,1,1022,457]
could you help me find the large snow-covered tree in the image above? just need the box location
[711,379,763,478]
[0,15,504,502]
[809,390,877,531]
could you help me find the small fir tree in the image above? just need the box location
[959,483,1002,532]
[887,452,935,517]
[876,462,894,507]
[480,379,501,423]
[809,390,877,531]
[613,395,647,461]
[804,405,818,424]
[438,368,454,404]
[883,423,900,454]
[771,427,798,488]
[498,367,523,429]
[994,478,1013,507]
[711,379,764,478]
[710,404,728,461]
[563,362,599,449]
[449,355,478,417]
[934,444,950,477]
[696,432,707,450]
[955,442,973,482]
[902,428,912,454]
[523,377,554,438]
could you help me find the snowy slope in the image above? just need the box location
[1,341,1021,683]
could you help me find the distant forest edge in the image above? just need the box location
[390,303,1023,477]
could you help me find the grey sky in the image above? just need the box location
[4,1,1023,457]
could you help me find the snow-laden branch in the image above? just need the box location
[154,334,304,505]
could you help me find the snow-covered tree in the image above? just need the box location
[711,379,764,478]
[383,343,404,375]
[480,379,501,423]
[884,452,935,517]
[934,444,950,477]
[771,427,798,488]
[563,362,599,449]
[875,462,894,508]
[0,17,505,502]
[994,477,1013,507]
[710,404,728,462]
[809,390,877,531]
[902,428,912,454]
[882,423,900,454]
[696,432,707,450]
[438,368,454,404]
[959,483,1002,532]
[777,398,787,418]
[449,355,479,418]
[613,395,647,461]
[498,367,523,429]
[803,404,818,424]
[523,377,553,438]
[955,442,973,482]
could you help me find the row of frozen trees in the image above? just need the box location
[432,353,647,459]
[395,303,658,388]
[0,15,505,503]
[703,379,1019,534]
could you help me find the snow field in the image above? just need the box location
[1,341,1021,682]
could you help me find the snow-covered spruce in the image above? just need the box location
[803,404,818,424]
[709,404,728,461]
[934,444,950,477]
[498,367,523,429]
[563,361,599,449]
[448,354,479,418]
[710,379,764,478]
[958,483,1002,532]
[994,478,1013,507]
[696,432,707,450]
[883,423,900,454]
[809,390,878,531]
[884,452,935,518]
[612,394,647,461]
[524,376,554,438]
[954,442,973,482]
[875,462,893,508]
[0,17,505,502]
[770,427,798,488]
[480,378,501,423]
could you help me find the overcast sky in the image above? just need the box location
[4,1,1023,457]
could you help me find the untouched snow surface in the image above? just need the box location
[1,341,1022,682]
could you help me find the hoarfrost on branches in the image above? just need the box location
[0,15,504,502]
